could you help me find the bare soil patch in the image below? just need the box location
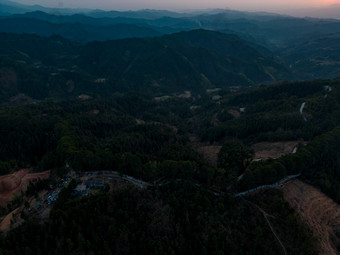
[188,134,222,166]
[91,109,100,115]
[0,169,50,207]
[7,93,33,106]
[283,179,340,255]
[0,207,19,233]
[0,205,25,234]
[196,146,222,166]
[251,141,303,160]
[228,109,240,118]
[78,94,91,100]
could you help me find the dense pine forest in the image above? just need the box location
[1,1,340,254]
[0,76,339,254]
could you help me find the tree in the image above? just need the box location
[218,141,253,175]
[239,169,256,190]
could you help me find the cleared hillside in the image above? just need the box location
[283,179,340,255]
[0,30,290,102]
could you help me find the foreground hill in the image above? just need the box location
[1,77,337,254]
[0,4,339,254]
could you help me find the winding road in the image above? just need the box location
[89,170,301,199]
[300,102,307,122]
[234,173,301,197]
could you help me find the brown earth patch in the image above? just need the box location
[78,94,91,100]
[7,93,33,106]
[0,207,20,233]
[188,134,222,166]
[0,169,50,207]
[251,141,304,160]
[91,109,100,115]
[228,109,240,118]
[196,146,222,166]
[135,119,145,125]
[283,179,340,255]
[0,68,18,90]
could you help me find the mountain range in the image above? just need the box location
[0,30,290,101]
[0,0,339,97]
[1,1,340,254]
[0,4,339,82]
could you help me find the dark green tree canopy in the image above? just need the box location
[218,140,254,175]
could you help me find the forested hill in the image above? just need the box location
[2,7,340,81]
[1,5,340,253]
[0,17,162,42]
[0,30,289,102]
[280,33,340,80]
[1,76,338,254]
[78,30,289,88]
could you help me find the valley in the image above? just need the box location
[0,0,340,254]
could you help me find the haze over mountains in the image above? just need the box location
[5,0,340,16]
[0,30,291,101]
[2,1,340,254]
[280,4,340,19]
[0,0,340,101]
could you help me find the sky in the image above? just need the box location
[10,0,340,11]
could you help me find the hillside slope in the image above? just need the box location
[283,179,340,255]
[0,30,290,99]
[0,18,161,42]
[281,34,340,80]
